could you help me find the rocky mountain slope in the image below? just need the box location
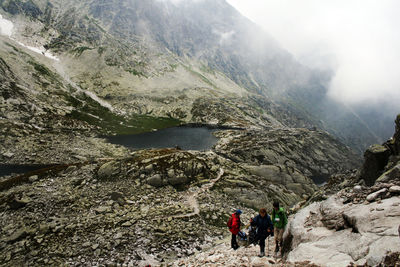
[165,120,400,267]
[0,0,386,152]
[1,1,395,266]
[0,121,361,266]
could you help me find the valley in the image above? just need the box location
[0,1,399,266]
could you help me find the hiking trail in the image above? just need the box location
[172,168,224,219]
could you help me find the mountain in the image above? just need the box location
[1,1,398,266]
[0,0,385,152]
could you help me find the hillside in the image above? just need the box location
[0,0,385,152]
[1,1,396,266]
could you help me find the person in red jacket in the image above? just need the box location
[228,209,242,250]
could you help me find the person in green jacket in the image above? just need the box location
[272,201,288,254]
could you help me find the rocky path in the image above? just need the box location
[172,168,224,219]
[170,237,293,267]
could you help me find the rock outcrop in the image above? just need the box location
[360,145,390,186]
[284,183,400,266]
[214,128,361,186]
[284,115,400,267]
[359,115,400,186]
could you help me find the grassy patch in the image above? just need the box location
[183,65,217,89]
[65,93,181,135]
[97,46,106,55]
[126,68,145,77]
[71,46,93,57]
[28,60,52,76]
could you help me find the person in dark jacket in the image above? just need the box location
[250,208,273,257]
[228,209,242,250]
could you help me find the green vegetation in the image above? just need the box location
[5,42,31,57]
[28,60,52,76]
[126,68,144,77]
[71,46,93,57]
[97,46,106,55]
[183,64,217,89]
[65,93,181,135]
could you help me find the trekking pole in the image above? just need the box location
[267,236,270,257]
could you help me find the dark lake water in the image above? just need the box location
[0,164,52,178]
[106,126,219,150]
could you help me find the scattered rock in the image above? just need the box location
[28,175,39,183]
[389,185,400,194]
[366,188,388,202]
[94,206,112,214]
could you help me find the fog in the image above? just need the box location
[227,0,400,108]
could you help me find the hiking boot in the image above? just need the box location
[259,251,265,257]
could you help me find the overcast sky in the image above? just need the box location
[226,0,400,107]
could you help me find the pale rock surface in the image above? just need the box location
[286,195,400,267]
[170,239,282,267]
[366,188,388,202]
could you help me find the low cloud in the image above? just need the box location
[213,29,235,45]
[227,0,400,107]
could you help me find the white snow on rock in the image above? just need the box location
[0,14,59,61]
[15,41,60,61]
[0,14,13,37]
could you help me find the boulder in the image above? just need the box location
[110,192,125,205]
[366,188,388,202]
[377,163,400,183]
[389,185,400,194]
[168,175,189,186]
[8,196,31,210]
[360,145,391,186]
[28,175,39,183]
[97,161,120,179]
[147,174,165,187]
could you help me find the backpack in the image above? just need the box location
[248,225,258,245]
[227,215,233,228]
[238,230,247,241]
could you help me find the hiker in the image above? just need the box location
[227,209,242,250]
[250,208,273,257]
[272,201,288,255]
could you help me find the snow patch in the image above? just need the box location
[0,14,13,37]
[0,14,59,61]
[53,62,115,112]
[15,41,60,61]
